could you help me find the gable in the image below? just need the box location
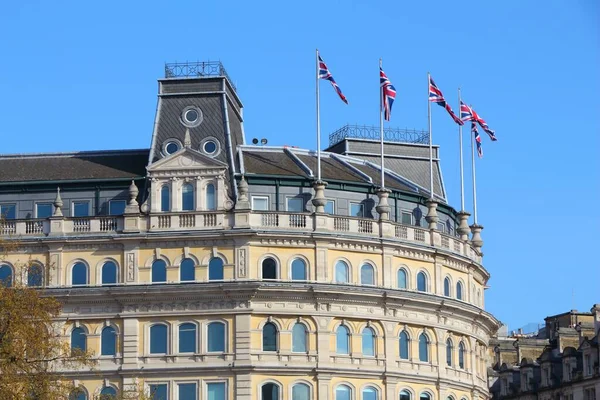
[147,147,227,174]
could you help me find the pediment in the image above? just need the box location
[147,147,227,173]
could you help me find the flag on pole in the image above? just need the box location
[472,122,483,158]
[380,67,396,121]
[460,101,497,141]
[318,55,348,104]
[429,76,464,125]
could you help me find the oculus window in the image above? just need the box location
[180,106,203,128]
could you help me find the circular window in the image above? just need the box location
[180,106,203,128]
[200,137,221,157]
[203,140,217,154]
[162,139,183,157]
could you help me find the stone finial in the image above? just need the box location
[375,187,391,221]
[311,180,328,213]
[53,187,63,217]
[235,176,250,210]
[424,199,439,230]
[456,211,471,240]
[128,181,139,206]
[183,128,192,148]
[470,224,484,252]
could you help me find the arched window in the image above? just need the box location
[160,185,170,212]
[70,327,86,354]
[360,263,375,285]
[71,262,87,286]
[420,393,431,400]
[292,323,308,353]
[27,264,43,287]
[69,388,87,400]
[102,261,117,285]
[335,261,349,284]
[208,257,224,281]
[179,323,196,353]
[446,338,453,366]
[418,333,429,362]
[206,183,216,211]
[336,325,350,355]
[362,327,376,356]
[262,322,278,352]
[152,259,167,283]
[400,390,412,400]
[182,183,194,211]
[101,326,117,356]
[99,387,117,400]
[417,271,427,292]
[444,277,451,296]
[261,383,279,400]
[459,341,465,369]
[363,386,378,400]
[291,258,307,281]
[292,383,310,400]
[150,324,168,354]
[456,281,463,300]
[207,322,225,352]
[399,331,409,360]
[180,258,195,282]
[262,257,277,280]
[397,268,407,289]
[335,385,352,400]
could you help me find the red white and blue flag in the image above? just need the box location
[472,122,483,158]
[460,101,497,141]
[380,67,396,121]
[318,55,348,104]
[429,76,463,125]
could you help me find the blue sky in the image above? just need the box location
[1,1,598,330]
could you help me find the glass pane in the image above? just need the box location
[362,328,375,356]
[335,385,351,400]
[0,204,16,219]
[459,343,465,368]
[292,323,307,353]
[262,258,277,279]
[161,186,170,212]
[400,390,411,400]
[401,212,412,225]
[152,260,167,283]
[182,184,194,211]
[287,198,303,212]
[73,201,89,217]
[349,203,363,217]
[101,327,116,356]
[178,383,197,400]
[179,323,197,353]
[100,387,117,398]
[446,340,453,366]
[72,263,87,285]
[335,261,348,283]
[399,331,409,359]
[291,258,307,280]
[417,272,427,292]
[420,394,431,400]
[36,203,53,218]
[292,383,310,400]
[336,326,349,354]
[397,269,407,289]
[102,262,117,285]
[363,387,378,400]
[71,328,86,352]
[262,323,277,351]
[456,282,463,300]
[149,384,168,400]
[324,200,335,215]
[27,264,43,287]
[150,325,167,354]
[207,382,226,400]
[261,384,278,400]
[444,278,450,296]
[361,264,374,285]
[180,258,195,282]
[204,141,217,154]
[109,200,126,215]
[209,258,224,281]
[419,334,428,362]
[252,197,269,211]
[69,389,87,400]
[208,323,225,352]
[206,184,216,211]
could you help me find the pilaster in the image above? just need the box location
[316,374,332,400]
[121,318,139,369]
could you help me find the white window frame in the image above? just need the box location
[205,320,228,353]
[72,200,91,217]
[251,196,269,211]
[146,382,170,400]
[175,380,200,400]
[324,199,335,215]
[204,380,228,400]
[349,202,364,217]
[400,210,413,225]
[108,199,127,216]
[0,203,17,219]
[35,202,53,219]
[285,196,304,212]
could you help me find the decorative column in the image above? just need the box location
[470,224,484,253]
[425,199,439,230]
[49,188,65,235]
[375,188,391,220]
[456,211,471,240]
[311,180,328,213]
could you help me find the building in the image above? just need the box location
[489,305,600,400]
[0,61,499,400]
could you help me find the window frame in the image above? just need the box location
[178,322,198,354]
[72,200,90,217]
[262,322,278,352]
[290,381,312,400]
[444,276,451,297]
[205,183,216,211]
[418,333,430,363]
[71,261,88,286]
[324,200,335,215]
[0,203,16,219]
[176,381,198,400]
[416,271,428,292]
[334,260,350,284]
[181,183,195,211]
[336,324,351,355]
[152,259,168,283]
[290,257,308,281]
[261,256,279,280]
[27,263,44,287]
[400,210,413,225]
[100,325,118,357]
[147,382,169,400]
[161,185,171,212]
[101,260,118,286]
[207,321,227,353]
[149,323,169,355]
[108,200,127,216]
[180,257,196,282]
[361,326,376,357]
[204,380,228,400]
[251,196,269,211]
[360,263,375,286]
[70,326,87,354]
[399,330,410,360]
[208,257,225,281]
[397,267,408,289]
[349,202,364,217]
[291,322,308,353]
[285,197,304,213]
[35,202,53,219]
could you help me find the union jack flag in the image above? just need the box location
[318,55,348,104]
[380,67,396,121]
[460,100,497,141]
[472,122,483,158]
[429,76,463,125]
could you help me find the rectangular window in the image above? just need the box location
[149,384,168,400]
[286,197,304,212]
[72,201,90,217]
[206,382,226,400]
[178,383,197,400]
[0,203,16,219]
[349,202,364,217]
[437,222,446,232]
[251,196,269,211]
[401,211,412,225]
[109,200,126,216]
[324,200,335,215]
[36,203,53,219]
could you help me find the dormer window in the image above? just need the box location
[180,106,203,128]
[164,141,181,155]
[200,137,220,157]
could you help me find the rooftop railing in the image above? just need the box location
[328,124,429,147]
[164,61,236,91]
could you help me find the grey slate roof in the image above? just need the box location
[0,149,149,183]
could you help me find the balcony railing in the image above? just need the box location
[0,211,481,263]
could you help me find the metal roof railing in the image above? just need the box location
[329,124,429,147]
[164,61,236,91]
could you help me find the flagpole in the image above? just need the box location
[428,72,433,199]
[379,58,385,189]
[470,121,478,224]
[458,88,465,211]
[316,49,322,182]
